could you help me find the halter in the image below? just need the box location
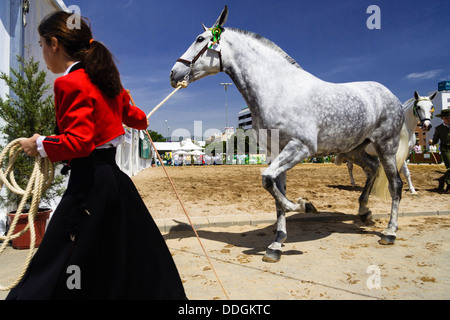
[413,98,434,124]
[176,26,224,80]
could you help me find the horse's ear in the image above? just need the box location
[213,5,228,28]
[202,23,208,31]
[429,91,437,100]
[414,91,420,100]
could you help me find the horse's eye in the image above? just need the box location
[196,36,205,43]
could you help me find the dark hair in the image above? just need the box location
[38,11,122,98]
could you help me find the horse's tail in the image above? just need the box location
[372,123,410,200]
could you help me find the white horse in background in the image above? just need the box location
[170,6,410,262]
[337,91,436,194]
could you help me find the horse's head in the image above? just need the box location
[413,91,436,131]
[170,6,228,88]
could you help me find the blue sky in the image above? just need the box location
[66,0,449,140]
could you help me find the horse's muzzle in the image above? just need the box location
[422,120,432,131]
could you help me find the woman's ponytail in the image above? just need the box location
[38,11,123,98]
[83,40,122,98]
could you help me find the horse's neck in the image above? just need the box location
[222,30,316,112]
[403,99,419,132]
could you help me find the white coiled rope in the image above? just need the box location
[0,138,54,291]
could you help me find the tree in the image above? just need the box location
[0,55,65,209]
[147,130,166,142]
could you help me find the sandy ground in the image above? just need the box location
[133,162,450,300]
[0,163,448,300]
[164,215,450,300]
[1,215,448,300]
[132,163,450,220]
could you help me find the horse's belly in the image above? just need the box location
[316,129,368,155]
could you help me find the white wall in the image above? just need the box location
[0,0,68,235]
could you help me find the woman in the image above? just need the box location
[7,11,187,299]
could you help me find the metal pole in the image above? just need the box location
[220,83,233,131]
[165,120,169,141]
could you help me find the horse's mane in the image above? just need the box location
[403,98,415,111]
[228,28,303,70]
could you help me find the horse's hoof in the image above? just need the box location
[306,202,318,214]
[378,235,396,245]
[358,211,372,223]
[262,248,282,263]
[297,198,318,214]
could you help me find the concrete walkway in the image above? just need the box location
[1,211,449,300]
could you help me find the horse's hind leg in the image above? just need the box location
[402,161,417,194]
[357,156,379,223]
[341,142,379,223]
[376,153,403,245]
[347,161,357,188]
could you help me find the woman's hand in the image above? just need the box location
[20,134,41,157]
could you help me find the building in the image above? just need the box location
[414,124,428,150]
[1,0,69,100]
[238,106,252,130]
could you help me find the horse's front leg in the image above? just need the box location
[261,142,317,214]
[263,173,287,262]
[261,141,317,262]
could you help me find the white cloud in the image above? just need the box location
[406,69,443,80]
[321,56,370,78]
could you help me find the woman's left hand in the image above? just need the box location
[20,134,41,157]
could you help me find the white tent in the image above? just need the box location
[190,149,205,156]
[178,138,203,151]
[173,150,188,155]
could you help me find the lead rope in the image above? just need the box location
[127,83,230,300]
[0,139,54,291]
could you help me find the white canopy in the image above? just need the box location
[190,150,205,156]
[173,150,188,155]
[178,139,203,151]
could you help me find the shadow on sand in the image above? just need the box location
[163,212,382,258]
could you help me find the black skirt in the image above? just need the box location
[6,148,187,300]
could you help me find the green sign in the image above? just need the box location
[139,133,151,159]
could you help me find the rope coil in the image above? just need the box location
[0,139,54,291]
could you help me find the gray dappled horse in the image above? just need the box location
[170,6,410,262]
[338,91,436,194]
